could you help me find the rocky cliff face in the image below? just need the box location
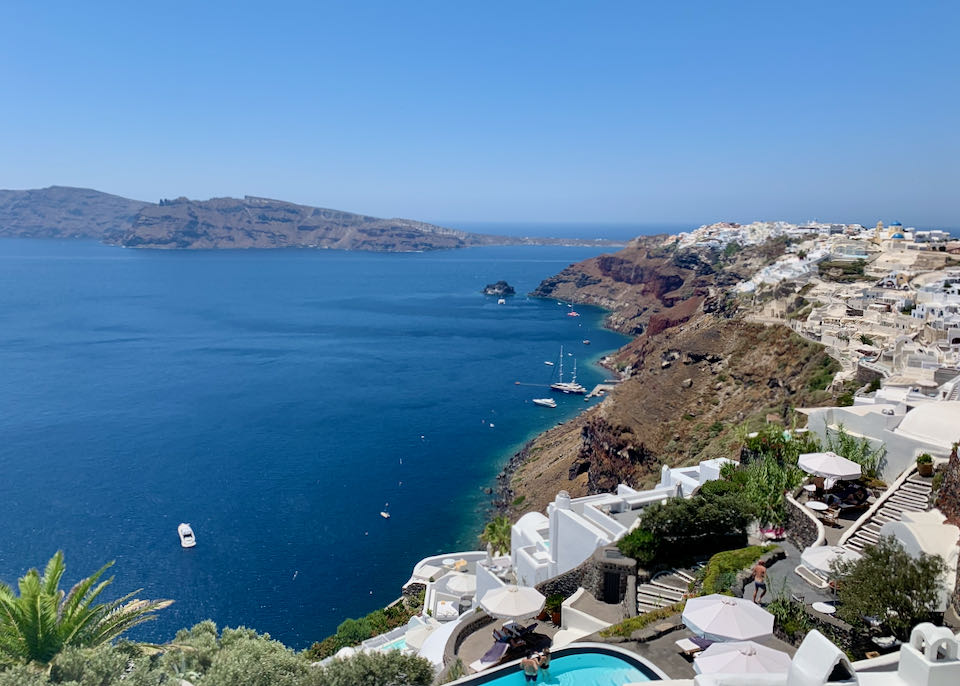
[0,186,149,240]
[1,187,622,252]
[499,238,842,518]
[117,195,473,251]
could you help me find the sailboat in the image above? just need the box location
[550,346,586,394]
[380,502,391,519]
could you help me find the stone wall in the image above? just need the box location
[934,444,960,612]
[535,545,638,608]
[443,610,494,667]
[785,492,819,550]
[855,362,884,386]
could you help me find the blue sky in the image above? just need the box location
[1,1,957,227]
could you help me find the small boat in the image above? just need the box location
[582,339,590,345]
[497,298,506,305]
[380,511,391,519]
[178,523,196,548]
[567,311,580,317]
[533,398,557,408]
[544,361,554,366]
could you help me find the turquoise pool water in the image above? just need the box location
[381,636,407,651]
[476,652,651,685]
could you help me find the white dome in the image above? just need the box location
[895,402,960,451]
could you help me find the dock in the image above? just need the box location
[585,383,618,399]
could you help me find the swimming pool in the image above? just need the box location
[452,644,663,685]
[381,636,408,651]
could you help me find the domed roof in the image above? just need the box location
[894,402,960,450]
[890,221,903,226]
[892,232,905,239]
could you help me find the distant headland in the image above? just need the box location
[0,186,621,252]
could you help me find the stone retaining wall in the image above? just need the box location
[443,610,494,668]
[785,492,819,550]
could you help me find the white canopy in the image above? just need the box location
[694,640,792,674]
[798,451,861,480]
[682,594,775,642]
[480,584,545,620]
[800,545,862,577]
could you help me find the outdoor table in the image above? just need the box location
[442,558,456,567]
[803,484,817,493]
[806,501,829,512]
[811,602,836,614]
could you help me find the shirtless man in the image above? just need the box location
[520,653,539,683]
[752,560,767,603]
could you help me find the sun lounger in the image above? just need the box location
[518,622,538,636]
[469,641,509,673]
[676,637,703,656]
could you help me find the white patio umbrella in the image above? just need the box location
[800,545,862,577]
[404,623,437,651]
[682,594,774,642]
[480,584,545,620]
[798,451,861,480]
[694,641,792,675]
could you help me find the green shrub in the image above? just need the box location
[599,602,686,638]
[618,489,754,567]
[700,546,776,594]
[304,651,434,686]
[832,537,947,639]
[917,453,932,465]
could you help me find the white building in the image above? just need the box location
[801,400,960,479]
[511,458,733,586]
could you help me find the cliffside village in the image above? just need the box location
[318,221,960,686]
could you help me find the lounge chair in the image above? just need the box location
[676,637,702,657]
[821,508,839,527]
[492,629,508,642]
[518,622,538,637]
[469,641,509,673]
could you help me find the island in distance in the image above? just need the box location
[0,186,621,252]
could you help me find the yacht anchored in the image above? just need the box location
[178,523,196,548]
[532,398,557,408]
[550,347,586,394]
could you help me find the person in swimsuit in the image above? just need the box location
[752,560,767,603]
[539,647,551,679]
[520,653,539,682]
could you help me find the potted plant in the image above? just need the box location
[544,594,564,626]
[917,453,933,477]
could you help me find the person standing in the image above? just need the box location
[539,647,551,679]
[520,653,539,683]
[752,560,767,603]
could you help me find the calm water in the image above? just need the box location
[473,653,652,685]
[0,240,628,647]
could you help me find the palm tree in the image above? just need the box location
[0,551,172,665]
[480,516,512,557]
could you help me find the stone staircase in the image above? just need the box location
[843,475,933,553]
[636,569,692,614]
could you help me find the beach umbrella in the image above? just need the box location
[798,451,861,480]
[800,545,862,577]
[682,594,774,642]
[480,584,545,621]
[694,641,792,675]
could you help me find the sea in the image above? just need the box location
[0,239,630,648]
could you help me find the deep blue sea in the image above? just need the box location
[0,240,628,648]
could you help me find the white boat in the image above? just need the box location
[380,511,391,519]
[178,523,196,548]
[544,361,554,366]
[497,298,506,305]
[550,349,586,394]
[533,398,557,408]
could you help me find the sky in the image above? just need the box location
[1,1,958,227]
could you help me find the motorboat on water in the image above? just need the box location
[566,311,580,317]
[178,523,196,548]
[582,339,590,345]
[544,361,554,366]
[550,347,587,394]
[497,298,506,305]
[532,398,557,408]
[380,511,391,519]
